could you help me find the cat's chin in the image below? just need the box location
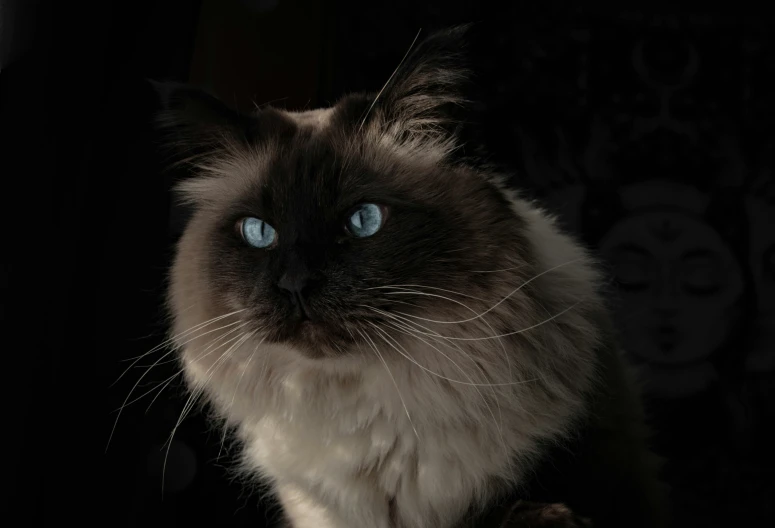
[268,320,354,360]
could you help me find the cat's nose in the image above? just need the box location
[276,251,322,317]
[277,271,321,321]
[277,271,316,301]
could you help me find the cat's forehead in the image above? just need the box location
[184,95,471,217]
[246,99,419,211]
[284,108,335,132]
[273,93,371,138]
[256,136,395,221]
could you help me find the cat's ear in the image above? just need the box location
[149,80,253,165]
[367,25,473,160]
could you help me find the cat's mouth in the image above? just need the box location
[290,292,315,322]
[266,315,353,358]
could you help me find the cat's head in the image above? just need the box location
[159,27,572,371]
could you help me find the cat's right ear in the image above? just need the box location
[148,80,253,166]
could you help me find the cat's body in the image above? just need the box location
[160,26,667,528]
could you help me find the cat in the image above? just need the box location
[156,25,668,528]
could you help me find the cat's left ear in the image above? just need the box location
[149,80,254,165]
[366,25,473,160]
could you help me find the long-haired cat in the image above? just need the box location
[156,26,667,528]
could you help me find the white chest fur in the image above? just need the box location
[221,351,572,528]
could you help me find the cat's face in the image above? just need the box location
[170,99,527,360]
[162,27,534,365]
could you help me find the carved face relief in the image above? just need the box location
[600,210,744,366]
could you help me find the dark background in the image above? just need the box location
[2,1,773,526]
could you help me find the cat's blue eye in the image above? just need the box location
[346,203,384,238]
[240,217,277,248]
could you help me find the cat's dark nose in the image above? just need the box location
[278,271,315,300]
[276,250,323,317]
[277,269,321,319]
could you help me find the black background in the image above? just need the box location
[2,1,773,526]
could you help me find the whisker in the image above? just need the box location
[366,284,487,302]
[388,258,583,325]
[443,302,582,341]
[111,310,246,386]
[360,305,511,370]
[107,321,250,453]
[160,385,206,497]
[106,347,178,453]
[370,308,490,374]
[382,298,425,310]
[369,322,498,390]
[123,301,198,345]
[131,357,180,368]
[162,329,257,495]
[363,305,462,343]
[180,328,257,431]
[357,28,423,133]
[110,370,183,413]
[370,323,509,462]
[218,334,267,460]
[145,375,180,414]
[357,329,419,440]
[192,322,253,363]
[377,289,481,312]
[368,285,515,379]
[469,264,527,274]
[367,302,581,342]
[119,308,247,364]
[372,315,539,387]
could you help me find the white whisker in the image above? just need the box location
[357,28,423,133]
[145,375,180,414]
[443,302,581,341]
[106,346,179,453]
[218,334,266,460]
[373,301,581,342]
[469,264,527,274]
[370,323,511,466]
[162,328,257,495]
[387,258,583,325]
[111,310,246,387]
[367,284,488,302]
[108,321,252,453]
[357,329,419,440]
[371,315,539,388]
[371,284,515,380]
[111,370,183,413]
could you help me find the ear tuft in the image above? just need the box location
[366,24,474,159]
